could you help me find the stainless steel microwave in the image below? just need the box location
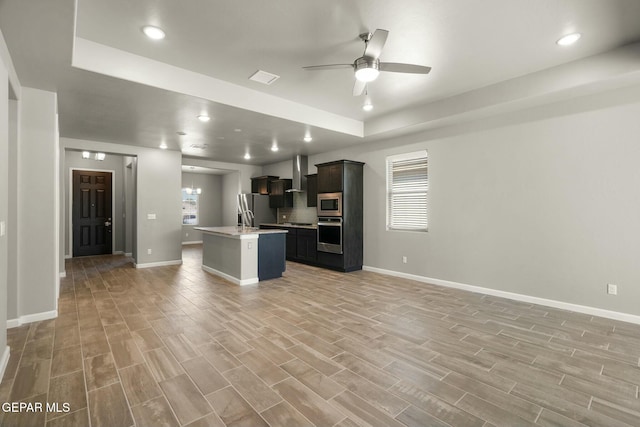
[317,192,342,217]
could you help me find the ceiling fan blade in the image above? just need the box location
[363,29,389,59]
[303,64,353,71]
[379,62,432,74]
[353,79,366,96]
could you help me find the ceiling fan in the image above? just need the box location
[303,29,432,96]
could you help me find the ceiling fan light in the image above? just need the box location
[355,67,379,82]
[362,102,374,112]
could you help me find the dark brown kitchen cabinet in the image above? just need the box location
[315,160,364,272]
[305,174,317,207]
[296,229,317,261]
[269,179,293,208]
[317,163,343,193]
[285,227,297,259]
[251,175,279,195]
[259,225,317,263]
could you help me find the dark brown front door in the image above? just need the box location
[73,170,113,257]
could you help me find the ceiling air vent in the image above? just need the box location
[249,70,280,85]
[189,144,208,150]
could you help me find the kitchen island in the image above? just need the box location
[194,226,287,285]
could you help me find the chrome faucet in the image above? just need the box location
[237,194,254,230]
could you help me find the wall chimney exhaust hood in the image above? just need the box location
[286,155,308,192]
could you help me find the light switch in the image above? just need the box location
[0,221,5,237]
[147,213,157,220]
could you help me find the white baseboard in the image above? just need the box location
[182,240,203,245]
[125,252,132,257]
[363,266,640,325]
[134,259,182,269]
[7,310,59,329]
[113,251,124,255]
[65,254,72,259]
[202,265,258,286]
[59,271,66,278]
[0,346,9,381]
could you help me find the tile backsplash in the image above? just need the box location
[277,192,317,224]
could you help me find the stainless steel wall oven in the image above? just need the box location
[317,217,342,254]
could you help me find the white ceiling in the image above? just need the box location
[2,0,640,165]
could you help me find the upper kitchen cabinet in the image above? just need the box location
[251,175,279,195]
[305,174,317,207]
[269,179,293,208]
[317,162,343,193]
[316,160,365,194]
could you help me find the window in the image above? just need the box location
[182,189,199,225]
[386,150,428,231]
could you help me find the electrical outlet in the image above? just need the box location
[607,283,617,295]
[248,242,252,249]
[402,256,407,264]
[186,232,189,237]
[147,248,152,255]
[282,215,286,219]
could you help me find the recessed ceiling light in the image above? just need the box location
[197,114,211,122]
[234,128,242,132]
[142,25,166,40]
[303,136,312,143]
[362,102,373,112]
[271,144,279,152]
[244,153,251,160]
[159,142,168,150]
[556,33,581,46]
[82,151,90,159]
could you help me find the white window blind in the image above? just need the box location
[386,150,428,231]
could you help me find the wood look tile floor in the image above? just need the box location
[2,245,640,426]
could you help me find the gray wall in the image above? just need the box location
[7,98,18,320]
[182,158,262,226]
[0,43,9,361]
[182,172,223,243]
[18,87,59,317]
[61,138,182,267]
[222,172,241,226]
[262,160,293,180]
[124,157,135,255]
[63,150,126,257]
[292,85,640,317]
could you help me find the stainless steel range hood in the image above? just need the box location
[286,155,308,192]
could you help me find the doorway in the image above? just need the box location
[72,170,113,257]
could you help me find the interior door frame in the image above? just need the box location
[68,167,116,258]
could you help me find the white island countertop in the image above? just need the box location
[194,226,288,239]
[195,226,287,285]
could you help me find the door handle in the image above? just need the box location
[105,221,112,227]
